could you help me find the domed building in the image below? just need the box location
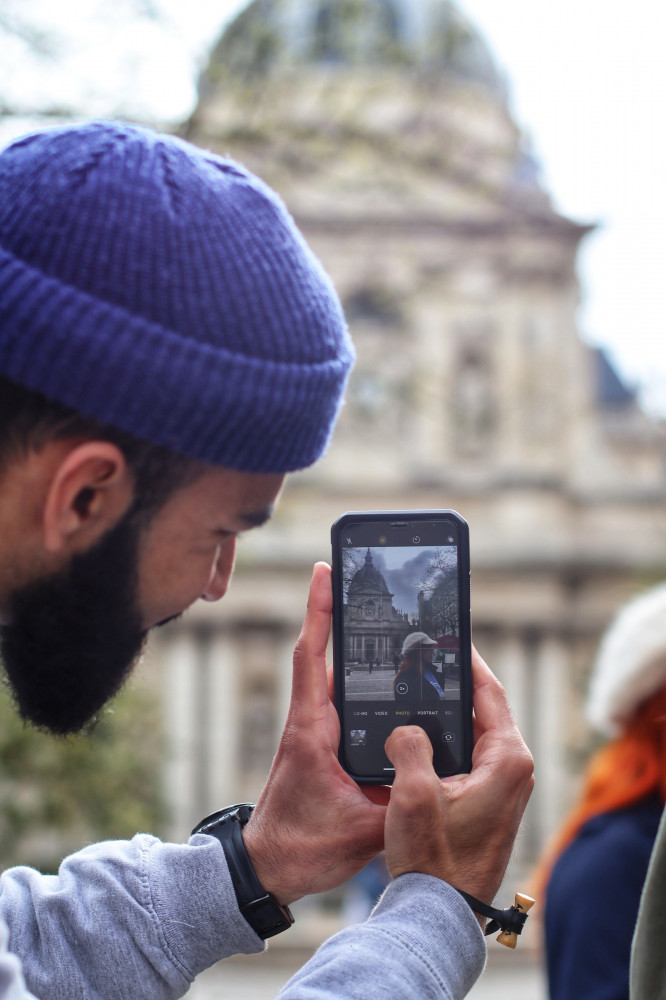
[344,549,410,667]
[155,0,666,890]
[185,0,606,501]
[188,0,550,230]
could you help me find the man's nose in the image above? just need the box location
[201,538,235,602]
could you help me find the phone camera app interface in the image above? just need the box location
[340,519,465,778]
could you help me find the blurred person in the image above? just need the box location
[394,632,446,702]
[0,121,534,1000]
[537,584,666,1000]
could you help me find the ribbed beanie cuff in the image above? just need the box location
[0,121,354,473]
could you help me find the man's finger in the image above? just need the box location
[470,644,518,736]
[290,562,332,711]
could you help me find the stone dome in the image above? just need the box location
[190,0,549,223]
[206,0,504,95]
[348,549,391,594]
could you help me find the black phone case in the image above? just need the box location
[331,510,473,783]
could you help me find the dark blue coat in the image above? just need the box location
[545,795,663,1000]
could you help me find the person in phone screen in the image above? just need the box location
[394,632,446,702]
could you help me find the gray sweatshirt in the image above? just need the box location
[0,833,486,999]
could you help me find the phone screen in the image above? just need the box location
[332,511,472,782]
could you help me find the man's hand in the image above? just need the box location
[244,565,533,911]
[242,562,388,905]
[384,647,534,904]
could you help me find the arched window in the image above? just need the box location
[312,0,402,63]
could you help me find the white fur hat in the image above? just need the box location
[587,583,666,736]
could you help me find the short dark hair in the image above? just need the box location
[0,375,203,521]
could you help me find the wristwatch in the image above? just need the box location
[191,803,294,939]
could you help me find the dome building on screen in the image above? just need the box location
[343,549,410,666]
[153,0,666,887]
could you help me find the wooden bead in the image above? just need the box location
[496,892,535,948]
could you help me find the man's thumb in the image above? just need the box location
[385,726,434,775]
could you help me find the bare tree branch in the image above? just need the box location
[0,0,169,122]
[0,7,59,57]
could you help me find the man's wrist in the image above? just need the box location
[192,804,295,940]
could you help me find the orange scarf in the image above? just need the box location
[533,686,666,901]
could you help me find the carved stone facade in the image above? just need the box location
[151,0,666,880]
[344,549,410,666]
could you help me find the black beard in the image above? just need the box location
[0,512,147,735]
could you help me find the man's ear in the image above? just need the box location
[43,442,134,554]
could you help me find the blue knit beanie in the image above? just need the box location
[0,121,354,472]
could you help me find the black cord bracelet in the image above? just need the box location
[454,889,534,947]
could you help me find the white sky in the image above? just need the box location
[1,0,665,413]
[366,547,438,571]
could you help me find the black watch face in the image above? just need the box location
[231,804,255,825]
[192,802,254,836]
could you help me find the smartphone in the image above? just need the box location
[331,510,472,783]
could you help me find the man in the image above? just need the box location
[0,121,534,999]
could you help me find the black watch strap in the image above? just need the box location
[191,803,294,940]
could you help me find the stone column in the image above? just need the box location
[532,634,569,852]
[161,630,201,842]
[276,630,295,738]
[161,627,243,839]
[492,631,531,742]
[492,632,537,870]
[206,631,241,811]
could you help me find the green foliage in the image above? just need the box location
[0,681,165,874]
